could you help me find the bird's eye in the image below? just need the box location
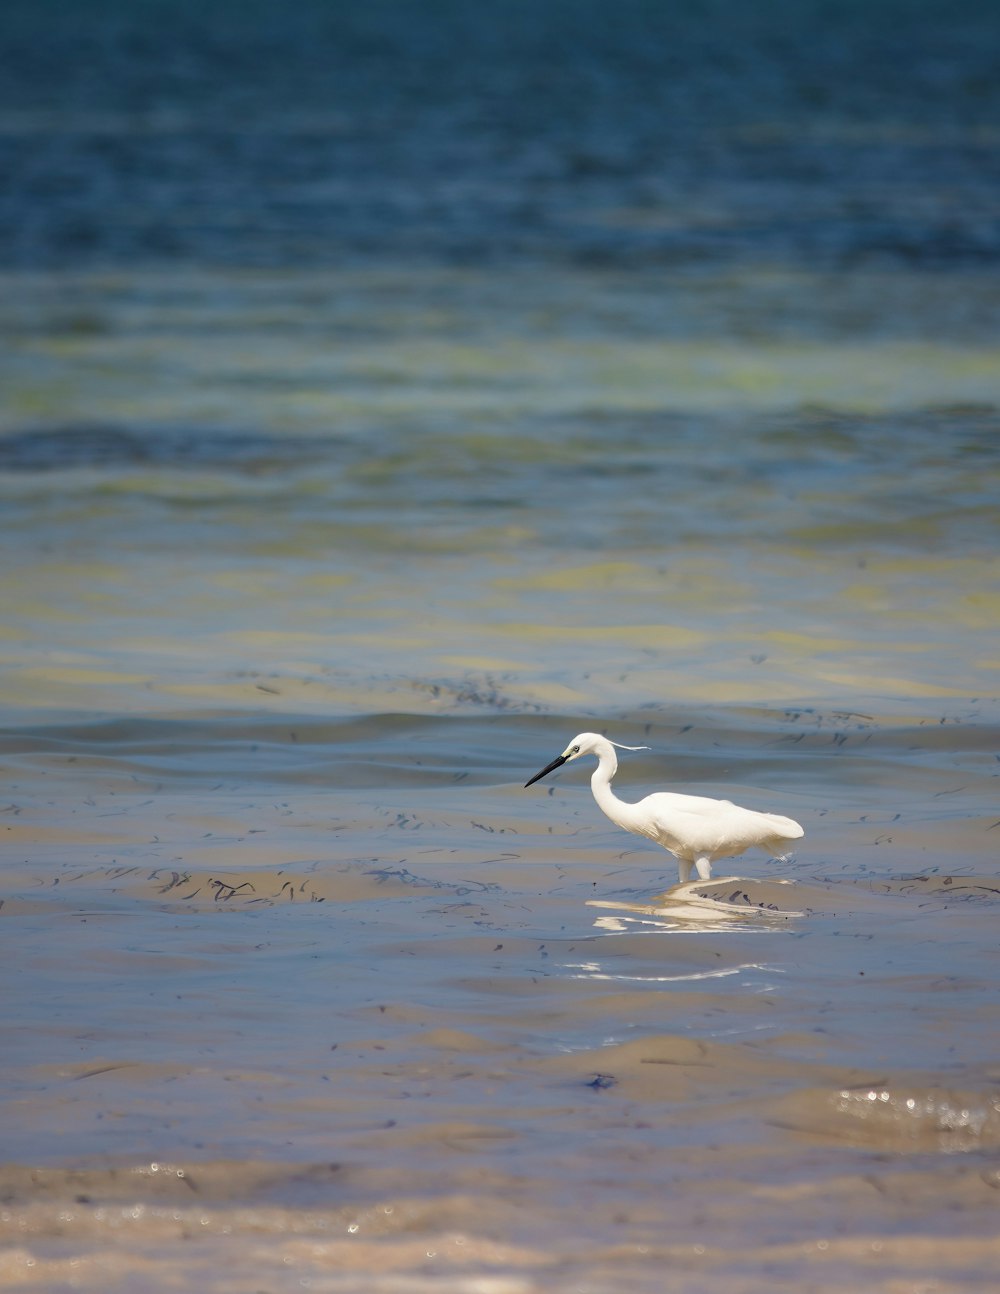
[571,745,580,754]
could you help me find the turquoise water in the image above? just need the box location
[3,265,997,718]
[2,1,1000,1290]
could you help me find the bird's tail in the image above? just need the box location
[765,813,804,838]
[761,813,804,859]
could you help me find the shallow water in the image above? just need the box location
[4,711,1000,1293]
[2,1,1000,1290]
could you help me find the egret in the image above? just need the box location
[525,732,804,883]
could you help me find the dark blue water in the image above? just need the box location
[3,0,999,271]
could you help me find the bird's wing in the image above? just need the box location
[642,793,802,859]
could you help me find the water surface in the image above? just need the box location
[2,1,999,1290]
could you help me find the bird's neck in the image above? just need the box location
[591,757,637,832]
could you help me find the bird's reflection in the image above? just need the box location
[586,876,804,933]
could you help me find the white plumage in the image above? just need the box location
[525,731,804,883]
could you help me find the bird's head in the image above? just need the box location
[524,732,648,788]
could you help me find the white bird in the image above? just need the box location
[524,731,804,883]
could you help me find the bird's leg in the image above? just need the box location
[694,857,712,881]
[677,858,694,884]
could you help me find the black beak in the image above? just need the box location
[524,753,568,788]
